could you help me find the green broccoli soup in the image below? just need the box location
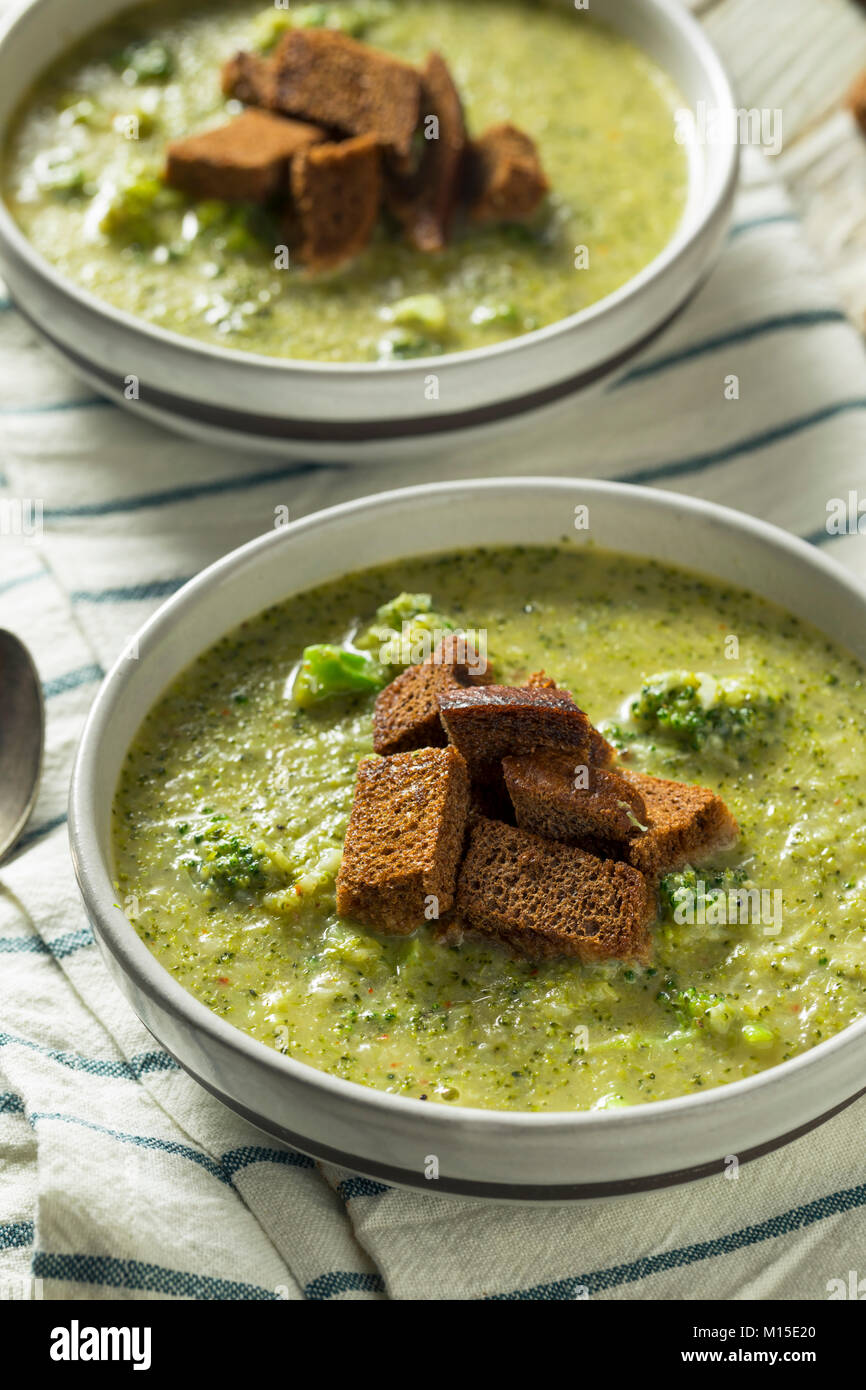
[2,0,687,361]
[111,547,866,1113]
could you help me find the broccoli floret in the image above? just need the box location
[35,154,87,197]
[99,173,182,246]
[741,1022,776,1049]
[250,1,392,50]
[376,330,442,361]
[385,295,449,336]
[657,984,737,1036]
[113,40,174,82]
[204,836,266,892]
[355,592,457,666]
[658,863,749,919]
[597,721,639,752]
[628,671,783,755]
[289,592,480,707]
[180,815,292,897]
[291,644,388,708]
[57,95,102,128]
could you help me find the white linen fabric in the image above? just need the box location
[1,60,865,1302]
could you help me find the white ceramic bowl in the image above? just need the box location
[0,0,738,460]
[69,478,866,1201]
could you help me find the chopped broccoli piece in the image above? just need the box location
[658,984,737,1037]
[218,206,264,255]
[193,199,233,232]
[290,3,331,26]
[376,329,441,361]
[121,109,157,140]
[628,670,783,755]
[289,592,473,707]
[658,863,750,920]
[386,294,449,336]
[251,1,392,50]
[204,836,266,892]
[115,40,174,82]
[365,593,438,632]
[35,151,87,196]
[355,592,457,666]
[741,1022,776,1049]
[180,815,292,897]
[325,0,394,34]
[291,644,388,708]
[99,173,181,246]
[57,96,102,128]
[597,721,638,752]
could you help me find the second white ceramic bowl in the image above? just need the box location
[0,0,738,459]
[69,479,866,1200]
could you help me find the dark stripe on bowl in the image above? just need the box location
[179,1056,866,1202]
[13,289,699,444]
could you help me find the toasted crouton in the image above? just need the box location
[336,746,470,932]
[587,726,616,768]
[439,684,594,817]
[221,50,278,108]
[290,134,382,269]
[373,636,491,756]
[523,672,614,766]
[373,664,461,756]
[454,817,654,962]
[619,771,739,877]
[466,122,549,224]
[438,685,593,776]
[165,110,325,203]
[429,633,492,683]
[388,52,466,251]
[503,750,648,844]
[271,29,421,162]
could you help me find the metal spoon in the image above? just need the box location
[0,629,44,864]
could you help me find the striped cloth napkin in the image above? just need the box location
[2,127,866,1299]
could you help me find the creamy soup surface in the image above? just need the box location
[111,545,866,1112]
[2,0,687,360]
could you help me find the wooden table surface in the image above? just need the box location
[687,0,866,331]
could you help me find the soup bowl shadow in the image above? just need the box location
[0,0,738,461]
[69,478,866,1201]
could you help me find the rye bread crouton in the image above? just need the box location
[221,50,277,108]
[429,632,492,683]
[438,685,593,776]
[388,52,466,251]
[503,750,648,845]
[290,134,382,269]
[373,636,491,756]
[373,664,461,756]
[165,110,325,203]
[523,671,615,766]
[336,746,470,933]
[587,726,616,768]
[271,29,421,162]
[454,817,654,963]
[439,684,594,817]
[619,770,738,878]
[467,122,549,224]
[439,683,595,815]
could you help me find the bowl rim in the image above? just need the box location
[0,0,740,378]
[69,476,866,1137]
